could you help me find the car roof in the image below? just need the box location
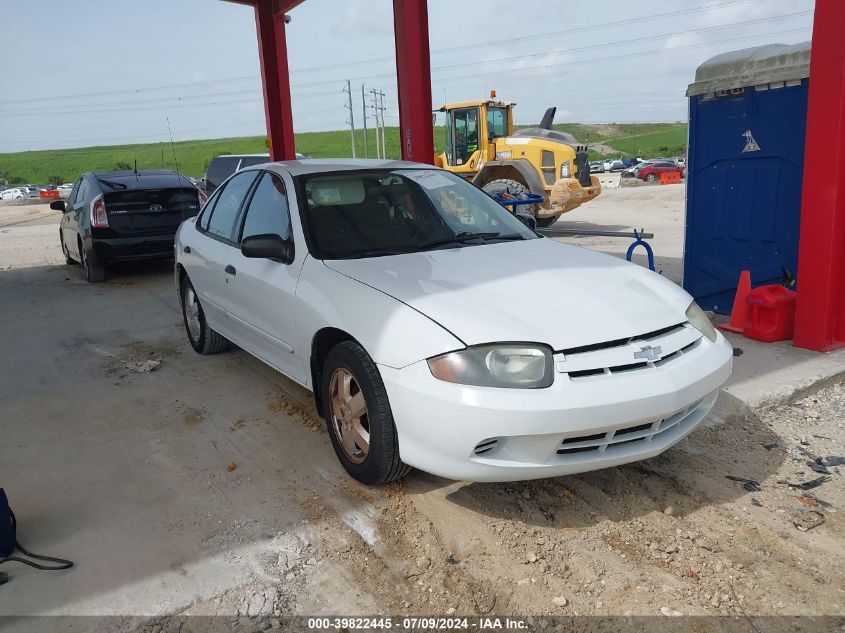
[89,169,194,190]
[253,158,437,177]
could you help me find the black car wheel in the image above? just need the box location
[60,233,75,265]
[81,246,104,283]
[181,277,227,355]
[321,341,410,485]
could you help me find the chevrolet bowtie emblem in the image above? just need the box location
[634,345,663,361]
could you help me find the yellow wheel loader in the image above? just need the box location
[434,94,601,226]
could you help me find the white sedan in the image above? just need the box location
[175,159,732,484]
[0,188,26,200]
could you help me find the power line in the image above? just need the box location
[0,0,798,107]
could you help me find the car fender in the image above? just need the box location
[294,256,465,377]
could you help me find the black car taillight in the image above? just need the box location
[91,195,109,228]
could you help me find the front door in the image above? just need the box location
[225,171,307,384]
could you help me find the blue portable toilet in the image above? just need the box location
[684,42,811,314]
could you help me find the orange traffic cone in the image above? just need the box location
[717,270,751,333]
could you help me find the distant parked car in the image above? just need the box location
[588,161,603,173]
[204,152,308,194]
[637,161,685,183]
[51,170,206,282]
[1,187,26,200]
[57,183,74,199]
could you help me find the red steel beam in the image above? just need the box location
[253,0,296,161]
[392,0,434,164]
[794,0,845,351]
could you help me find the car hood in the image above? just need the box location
[323,238,693,351]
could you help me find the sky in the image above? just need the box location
[0,0,815,153]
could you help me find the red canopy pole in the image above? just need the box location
[392,0,434,164]
[254,0,296,161]
[794,0,845,351]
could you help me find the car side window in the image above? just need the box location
[239,172,291,243]
[69,178,84,206]
[205,170,259,241]
[198,187,224,231]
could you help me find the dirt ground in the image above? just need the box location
[1,192,843,631]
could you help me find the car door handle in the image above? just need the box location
[183,245,191,254]
[224,265,236,275]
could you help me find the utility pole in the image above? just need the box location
[361,83,368,159]
[370,88,382,158]
[343,80,357,158]
[378,90,387,159]
[369,89,381,159]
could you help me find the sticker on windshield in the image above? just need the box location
[314,187,342,205]
[398,170,453,190]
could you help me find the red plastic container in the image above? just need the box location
[743,285,797,342]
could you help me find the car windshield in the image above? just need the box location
[298,169,538,260]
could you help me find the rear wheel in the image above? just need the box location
[181,278,227,355]
[81,245,104,283]
[321,341,410,485]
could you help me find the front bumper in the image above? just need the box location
[380,332,733,482]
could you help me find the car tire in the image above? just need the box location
[81,246,105,282]
[645,173,658,183]
[321,341,410,485]
[181,277,227,355]
[60,233,75,265]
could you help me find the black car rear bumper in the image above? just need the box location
[92,234,176,264]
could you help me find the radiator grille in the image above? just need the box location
[556,398,704,456]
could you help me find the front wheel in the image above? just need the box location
[60,233,74,265]
[645,173,658,183]
[321,341,410,485]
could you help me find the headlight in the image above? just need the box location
[560,161,572,178]
[686,301,717,342]
[427,344,553,389]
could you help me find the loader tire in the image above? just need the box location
[483,179,539,217]
[535,214,562,228]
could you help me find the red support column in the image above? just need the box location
[794,0,845,351]
[392,0,434,164]
[254,0,296,161]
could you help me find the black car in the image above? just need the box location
[52,170,205,282]
[204,152,307,193]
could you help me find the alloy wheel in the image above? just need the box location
[184,286,201,343]
[329,367,370,463]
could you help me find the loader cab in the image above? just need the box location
[437,98,514,176]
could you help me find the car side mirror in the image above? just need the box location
[515,213,537,231]
[241,233,293,264]
[50,200,66,212]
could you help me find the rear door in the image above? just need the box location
[64,177,88,259]
[101,186,200,236]
[189,170,260,333]
[225,170,307,383]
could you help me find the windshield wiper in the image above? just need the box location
[416,231,524,250]
[345,249,408,259]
